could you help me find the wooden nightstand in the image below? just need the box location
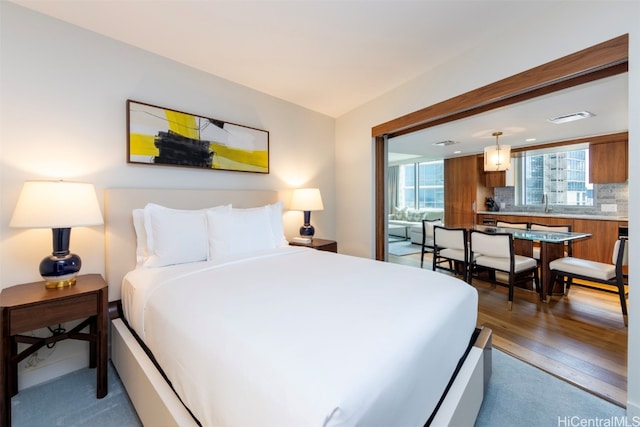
[290,238,338,253]
[0,274,108,426]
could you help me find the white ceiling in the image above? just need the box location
[13,0,553,118]
[389,73,628,162]
[11,0,628,159]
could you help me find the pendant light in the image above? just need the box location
[484,131,511,171]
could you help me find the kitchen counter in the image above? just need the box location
[477,211,628,221]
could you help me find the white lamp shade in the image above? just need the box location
[484,144,511,171]
[10,180,104,228]
[290,188,324,211]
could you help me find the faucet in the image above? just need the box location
[542,193,551,213]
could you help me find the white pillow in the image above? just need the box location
[265,201,288,247]
[132,209,149,266]
[207,205,275,258]
[142,203,229,267]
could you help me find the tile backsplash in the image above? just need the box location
[492,182,628,217]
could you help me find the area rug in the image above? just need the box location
[9,350,625,426]
[388,240,423,256]
[11,363,142,427]
[475,349,625,426]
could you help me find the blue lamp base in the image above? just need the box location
[299,210,315,238]
[40,228,82,288]
[299,225,315,237]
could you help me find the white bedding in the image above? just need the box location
[122,246,478,427]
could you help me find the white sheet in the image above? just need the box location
[122,247,478,427]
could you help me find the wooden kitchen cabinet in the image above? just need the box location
[572,219,624,263]
[484,171,506,188]
[589,138,628,183]
[445,156,492,227]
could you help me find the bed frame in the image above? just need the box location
[104,188,492,427]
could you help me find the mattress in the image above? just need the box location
[121,246,478,427]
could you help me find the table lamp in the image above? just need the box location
[10,180,104,288]
[290,188,324,238]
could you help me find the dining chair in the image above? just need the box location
[432,226,469,280]
[496,220,529,229]
[529,223,573,261]
[549,237,629,325]
[469,230,539,310]
[420,218,442,268]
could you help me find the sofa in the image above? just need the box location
[388,207,444,245]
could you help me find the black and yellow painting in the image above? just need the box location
[127,100,269,173]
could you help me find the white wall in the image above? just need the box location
[335,0,639,417]
[0,2,336,387]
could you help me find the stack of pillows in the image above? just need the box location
[133,202,288,268]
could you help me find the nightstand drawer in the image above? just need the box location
[9,294,97,334]
[316,241,337,252]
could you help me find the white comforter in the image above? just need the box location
[122,246,478,427]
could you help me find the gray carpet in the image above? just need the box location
[11,362,141,427]
[475,349,625,426]
[10,351,625,426]
[389,240,423,256]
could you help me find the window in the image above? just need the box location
[398,160,444,209]
[514,143,593,206]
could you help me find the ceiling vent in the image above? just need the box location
[547,111,595,124]
[433,140,458,147]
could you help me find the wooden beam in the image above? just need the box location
[372,35,628,138]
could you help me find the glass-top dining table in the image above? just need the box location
[471,224,592,302]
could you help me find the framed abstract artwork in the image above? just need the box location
[127,100,269,173]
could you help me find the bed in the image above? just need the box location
[104,188,492,427]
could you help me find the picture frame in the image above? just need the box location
[127,100,269,174]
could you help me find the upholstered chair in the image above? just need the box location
[432,226,469,281]
[469,230,539,310]
[549,237,629,325]
[420,218,442,268]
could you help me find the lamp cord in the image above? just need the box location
[47,323,66,348]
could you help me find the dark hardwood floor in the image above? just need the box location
[389,247,628,407]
